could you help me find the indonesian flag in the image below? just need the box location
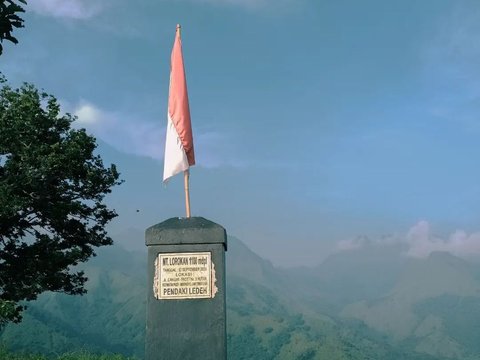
[163,25,195,182]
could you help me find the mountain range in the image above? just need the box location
[1,229,480,359]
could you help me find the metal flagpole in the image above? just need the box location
[184,169,191,218]
[177,24,191,219]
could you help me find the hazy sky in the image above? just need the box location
[2,0,480,266]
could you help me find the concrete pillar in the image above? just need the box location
[145,217,227,360]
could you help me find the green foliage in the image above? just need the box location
[0,346,136,359]
[227,325,270,360]
[415,295,480,355]
[297,348,316,360]
[1,237,480,359]
[0,299,16,327]
[263,326,273,334]
[55,350,136,360]
[0,246,146,358]
[0,0,26,55]
[0,78,123,325]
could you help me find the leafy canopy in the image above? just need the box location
[0,0,26,56]
[0,77,122,324]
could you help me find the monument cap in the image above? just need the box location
[145,216,227,249]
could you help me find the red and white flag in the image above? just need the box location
[163,25,195,182]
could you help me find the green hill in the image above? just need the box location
[1,233,478,359]
[0,245,147,357]
[339,251,480,359]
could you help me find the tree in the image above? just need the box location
[0,0,26,56]
[0,77,123,324]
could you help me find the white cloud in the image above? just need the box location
[75,103,102,124]
[71,101,246,168]
[406,220,480,258]
[73,101,164,160]
[336,220,480,259]
[27,0,104,20]
[336,238,364,252]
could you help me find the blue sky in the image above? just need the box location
[1,0,480,266]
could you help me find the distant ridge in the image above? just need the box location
[2,235,479,359]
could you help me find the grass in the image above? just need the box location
[0,347,137,360]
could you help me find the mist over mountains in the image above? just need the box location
[2,228,480,359]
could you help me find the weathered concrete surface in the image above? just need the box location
[145,217,227,360]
